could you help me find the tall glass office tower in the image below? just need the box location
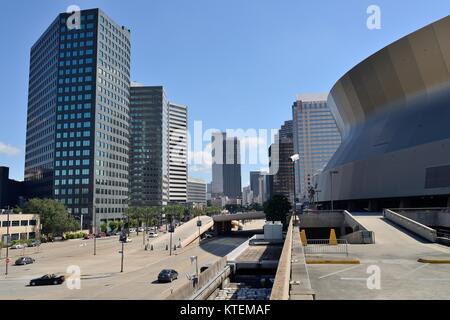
[129,85,169,206]
[292,94,341,198]
[24,8,131,228]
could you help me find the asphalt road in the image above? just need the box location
[0,216,248,300]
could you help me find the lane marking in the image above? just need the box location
[318,265,362,279]
[397,263,428,279]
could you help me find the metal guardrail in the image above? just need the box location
[303,239,348,256]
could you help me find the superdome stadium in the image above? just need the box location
[315,15,450,211]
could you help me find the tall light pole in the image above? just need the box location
[330,170,339,212]
[190,255,199,288]
[93,206,97,256]
[290,154,300,222]
[5,208,10,275]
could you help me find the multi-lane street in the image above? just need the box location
[0,216,247,300]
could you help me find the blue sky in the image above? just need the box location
[0,0,449,187]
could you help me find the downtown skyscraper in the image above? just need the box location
[292,94,341,198]
[129,85,187,206]
[211,132,242,200]
[24,9,131,228]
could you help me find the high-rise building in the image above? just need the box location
[129,85,169,206]
[129,85,188,206]
[242,185,253,206]
[269,120,295,204]
[211,132,242,199]
[187,178,207,206]
[168,103,187,203]
[292,94,341,198]
[249,171,261,201]
[24,8,131,228]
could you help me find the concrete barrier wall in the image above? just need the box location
[180,219,214,248]
[168,256,228,300]
[343,210,368,231]
[226,236,255,262]
[299,212,344,228]
[290,226,315,300]
[270,217,293,300]
[342,230,375,244]
[384,209,437,242]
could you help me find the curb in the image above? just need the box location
[418,258,450,264]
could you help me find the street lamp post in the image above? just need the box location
[290,154,300,223]
[5,208,10,275]
[330,170,339,212]
[93,206,97,256]
[190,255,199,288]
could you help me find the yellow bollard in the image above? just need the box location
[300,229,307,246]
[329,228,338,245]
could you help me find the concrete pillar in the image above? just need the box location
[399,198,412,209]
[368,200,379,212]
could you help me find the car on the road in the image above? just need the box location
[15,257,35,265]
[157,269,178,283]
[29,240,41,247]
[138,227,145,232]
[10,243,26,249]
[29,274,65,286]
[200,264,212,273]
[148,231,158,238]
[119,234,132,242]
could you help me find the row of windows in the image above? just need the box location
[60,31,94,41]
[1,220,37,227]
[55,179,89,189]
[56,149,90,157]
[56,169,90,176]
[56,159,90,167]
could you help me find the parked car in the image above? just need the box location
[83,234,95,240]
[29,240,41,247]
[129,228,136,233]
[15,257,35,265]
[157,269,178,283]
[200,264,212,273]
[138,227,145,232]
[148,231,158,238]
[95,232,106,238]
[29,274,65,286]
[11,244,26,249]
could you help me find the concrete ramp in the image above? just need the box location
[352,213,426,245]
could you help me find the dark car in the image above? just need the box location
[29,274,65,286]
[15,257,35,265]
[157,269,178,283]
[29,240,41,247]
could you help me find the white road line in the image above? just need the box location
[418,278,450,281]
[318,265,361,279]
[397,263,428,279]
[340,277,367,281]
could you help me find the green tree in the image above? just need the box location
[100,222,108,233]
[23,198,79,236]
[263,194,292,229]
[117,220,124,231]
[108,221,118,232]
[205,205,221,216]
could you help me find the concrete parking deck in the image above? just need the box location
[307,213,450,299]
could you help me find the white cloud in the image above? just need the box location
[0,142,20,156]
[188,149,212,173]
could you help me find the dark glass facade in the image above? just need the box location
[129,85,169,206]
[24,9,131,228]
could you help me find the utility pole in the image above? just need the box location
[80,214,83,231]
[93,206,97,256]
[120,240,124,272]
